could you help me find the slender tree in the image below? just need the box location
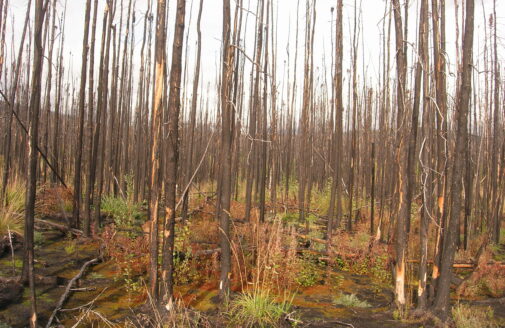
[432,0,474,318]
[391,0,409,308]
[23,0,47,326]
[218,0,234,301]
[148,0,167,302]
[161,0,186,302]
[72,0,92,229]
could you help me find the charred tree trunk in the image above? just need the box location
[23,0,46,326]
[432,0,474,318]
[148,0,167,302]
[72,0,92,230]
[161,0,186,302]
[218,0,234,301]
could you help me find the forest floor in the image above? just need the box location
[0,229,415,327]
[1,193,505,327]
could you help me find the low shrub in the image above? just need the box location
[174,222,200,285]
[101,194,143,230]
[295,253,323,287]
[452,303,498,328]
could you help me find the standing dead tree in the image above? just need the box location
[218,0,235,301]
[161,0,186,303]
[432,0,474,319]
[148,0,167,303]
[23,0,47,326]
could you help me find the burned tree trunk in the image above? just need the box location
[148,0,167,303]
[23,0,47,326]
[72,0,92,230]
[218,0,235,301]
[161,0,186,302]
[432,0,474,318]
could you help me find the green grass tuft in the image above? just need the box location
[333,293,371,308]
[228,290,294,328]
[0,182,25,236]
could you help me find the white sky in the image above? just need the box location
[5,0,505,124]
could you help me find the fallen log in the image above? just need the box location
[45,257,99,328]
[406,259,505,269]
[294,232,328,245]
[35,218,83,236]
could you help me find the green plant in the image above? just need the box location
[174,222,200,285]
[334,257,349,271]
[295,253,322,287]
[228,290,294,328]
[333,293,371,308]
[123,266,143,294]
[34,231,45,248]
[14,258,23,268]
[281,212,298,225]
[88,272,105,279]
[306,214,318,225]
[64,240,76,255]
[370,255,391,284]
[101,194,142,230]
[452,303,498,328]
[100,175,143,232]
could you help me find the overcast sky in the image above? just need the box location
[5,0,505,118]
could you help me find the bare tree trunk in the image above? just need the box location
[430,0,449,293]
[244,0,264,221]
[181,0,203,222]
[72,0,92,230]
[432,0,474,318]
[259,0,269,223]
[490,0,501,244]
[23,0,46,326]
[92,0,114,231]
[327,0,343,248]
[161,0,186,302]
[83,0,99,236]
[148,0,167,303]
[41,0,55,184]
[219,0,234,301]
[391,0,408,309]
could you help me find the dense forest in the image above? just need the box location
[0,0,504,327]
